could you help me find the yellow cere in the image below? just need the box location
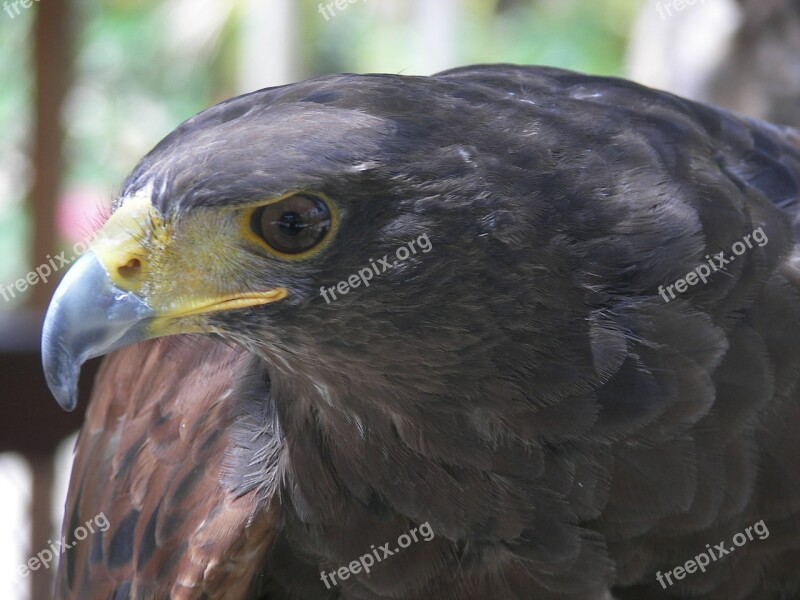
[88,189,290,330]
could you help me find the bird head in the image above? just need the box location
[42,71,586,415]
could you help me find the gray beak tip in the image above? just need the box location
[49,382,78,412]
[40,329,79,412]
[41,251,154,411]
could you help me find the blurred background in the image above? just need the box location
[0,0,796,597]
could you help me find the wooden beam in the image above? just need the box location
[25,1,75,596]
[30,0,73,310]
[29,456,54,600]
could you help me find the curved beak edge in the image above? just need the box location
[41,252,154,411]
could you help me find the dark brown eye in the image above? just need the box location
[251,194,332,255]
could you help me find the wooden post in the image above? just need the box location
[30,0,73,311]
[27,0,74,596]
[29,456,55,599]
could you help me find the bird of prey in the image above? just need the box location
[42,65,800,599]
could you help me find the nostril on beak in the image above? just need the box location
[118,258,142,280]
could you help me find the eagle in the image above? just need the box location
[41,65,800,599]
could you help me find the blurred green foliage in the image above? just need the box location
[0,6,33,297]
[302,0,638,76]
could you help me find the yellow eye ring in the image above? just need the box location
[240,191,339,261]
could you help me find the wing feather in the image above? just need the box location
[55,335,279,600]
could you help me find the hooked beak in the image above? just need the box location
[40,193,289,411]
[41,251,154,411]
